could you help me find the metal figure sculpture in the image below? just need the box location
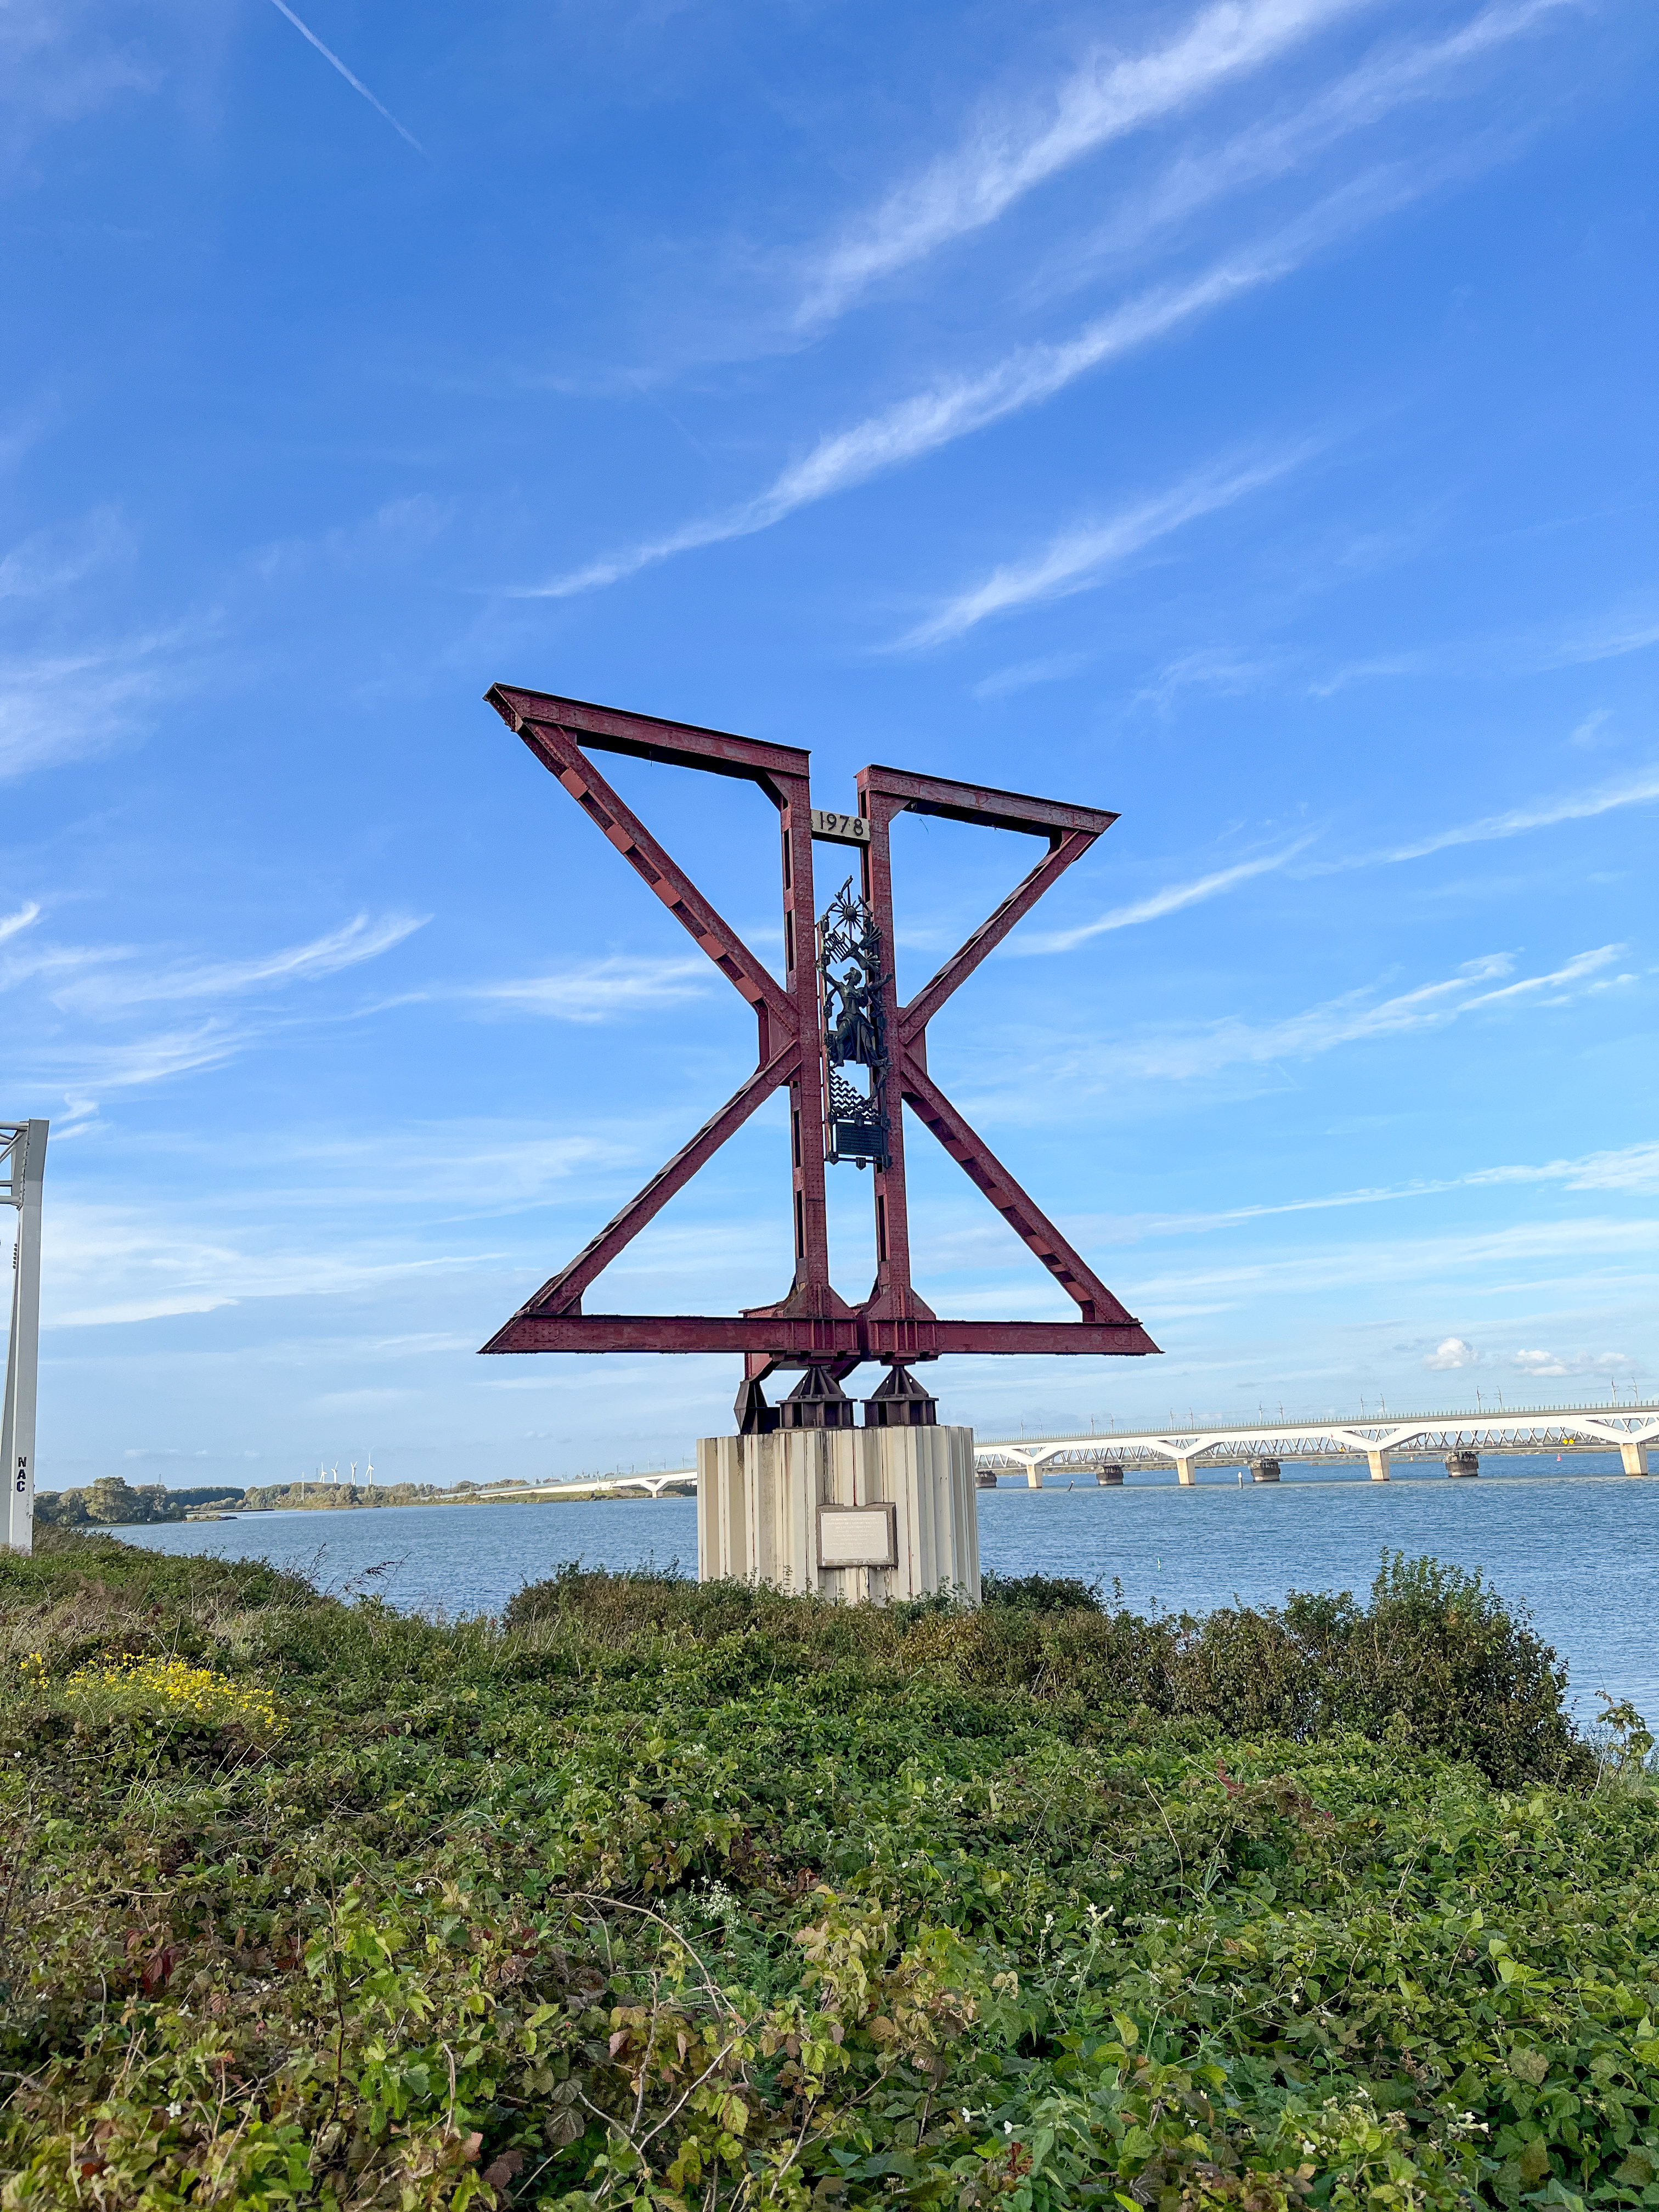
[819,879,887,1168]
[478,688,1159,1421]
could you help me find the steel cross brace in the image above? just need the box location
[479,687,1159,1374]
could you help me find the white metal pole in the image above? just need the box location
[2,1120,47,1555]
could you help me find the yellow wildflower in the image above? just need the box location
[63,1653,284,1733]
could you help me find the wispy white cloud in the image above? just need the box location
[1317,763,1659,872]
[1080,1139,1659,1243]
[795,0,1375,325]
[0,900,40,944]
[9,915,431,1114]
[249,1126,637,1216]
[0,939,124,997]
[1115,1210,1659,1306]
[472,955,712,1023]
[1486,1141,1659,1198]
[51,913,428,1014]
[1132,645,1284,711]
[0,0,157,167]
[0,628,198,779]
[1046,944,1629,1085]
[262,0,424,154]
[1510,1344,1633,1378]
[900,448,1310,647]
[970,652,1089,700]
[0,506,129,599]
[1020,761,1659,957]
[1017,839,1317,952]
[1307,597,1659,697]
[1549,601,1659,667]
[32,1023,249,1095]
[501,1,1571,618]
[43,1198,488,1329]
[1050,0,1579,298]
[252,494,451,583]
[523,166,1437,602]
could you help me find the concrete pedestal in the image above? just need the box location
[1622,1443,1650,1477]
[697,1424,980,1604]
[1367,1451,1391,1482]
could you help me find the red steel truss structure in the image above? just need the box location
[479,686,1159,1383]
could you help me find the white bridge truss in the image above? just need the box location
[973,1401,1659,1486]
[450,1471,697,1504]
[483,1401,1658,1506]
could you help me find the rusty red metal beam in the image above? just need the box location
[896,1056,1136,1325]
[897,828,1098,1046]
[485,1043,803,1334]
[505,712,795,1038]
[489,1314,1157,1357]
[490,685,810,795]
[859,762,1118,839]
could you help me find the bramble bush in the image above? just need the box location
[1,1533,1655,2211]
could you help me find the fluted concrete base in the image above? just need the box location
[696,1425,980,1604]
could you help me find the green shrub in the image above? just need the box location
[979,1568,1104,1612]
[506,1550,1584,1787]
[0,1533,1648,2212]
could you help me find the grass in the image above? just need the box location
[0,1532,1655,2210]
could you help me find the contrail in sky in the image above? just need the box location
[263,0,425,153]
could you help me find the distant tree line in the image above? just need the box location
[33,1479,245,1527]
[239,1481,444,1511]
[33,1471,654,1524]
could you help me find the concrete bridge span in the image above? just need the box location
[451,1471,696,1504]
[973,1400,1659,1486]
[462,1401,1658,1507]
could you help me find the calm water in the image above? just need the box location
[105,1454,1656,1723]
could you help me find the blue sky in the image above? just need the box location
[4,0,1656,1491]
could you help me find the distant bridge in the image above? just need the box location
[460,1401,1657,1505]
[450,1471,696,1504]
[973,1401,1659,1485]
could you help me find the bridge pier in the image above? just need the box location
[1367,1451,1390,1482]
[1175,1455,1198,1486]
[1095,1462,1124,1486]
[1622,1442,1650,1476]
[1250,1458,1280,1483]
[1446,1450,1479,1478]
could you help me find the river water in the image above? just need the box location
[104,1453,1656,1724]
